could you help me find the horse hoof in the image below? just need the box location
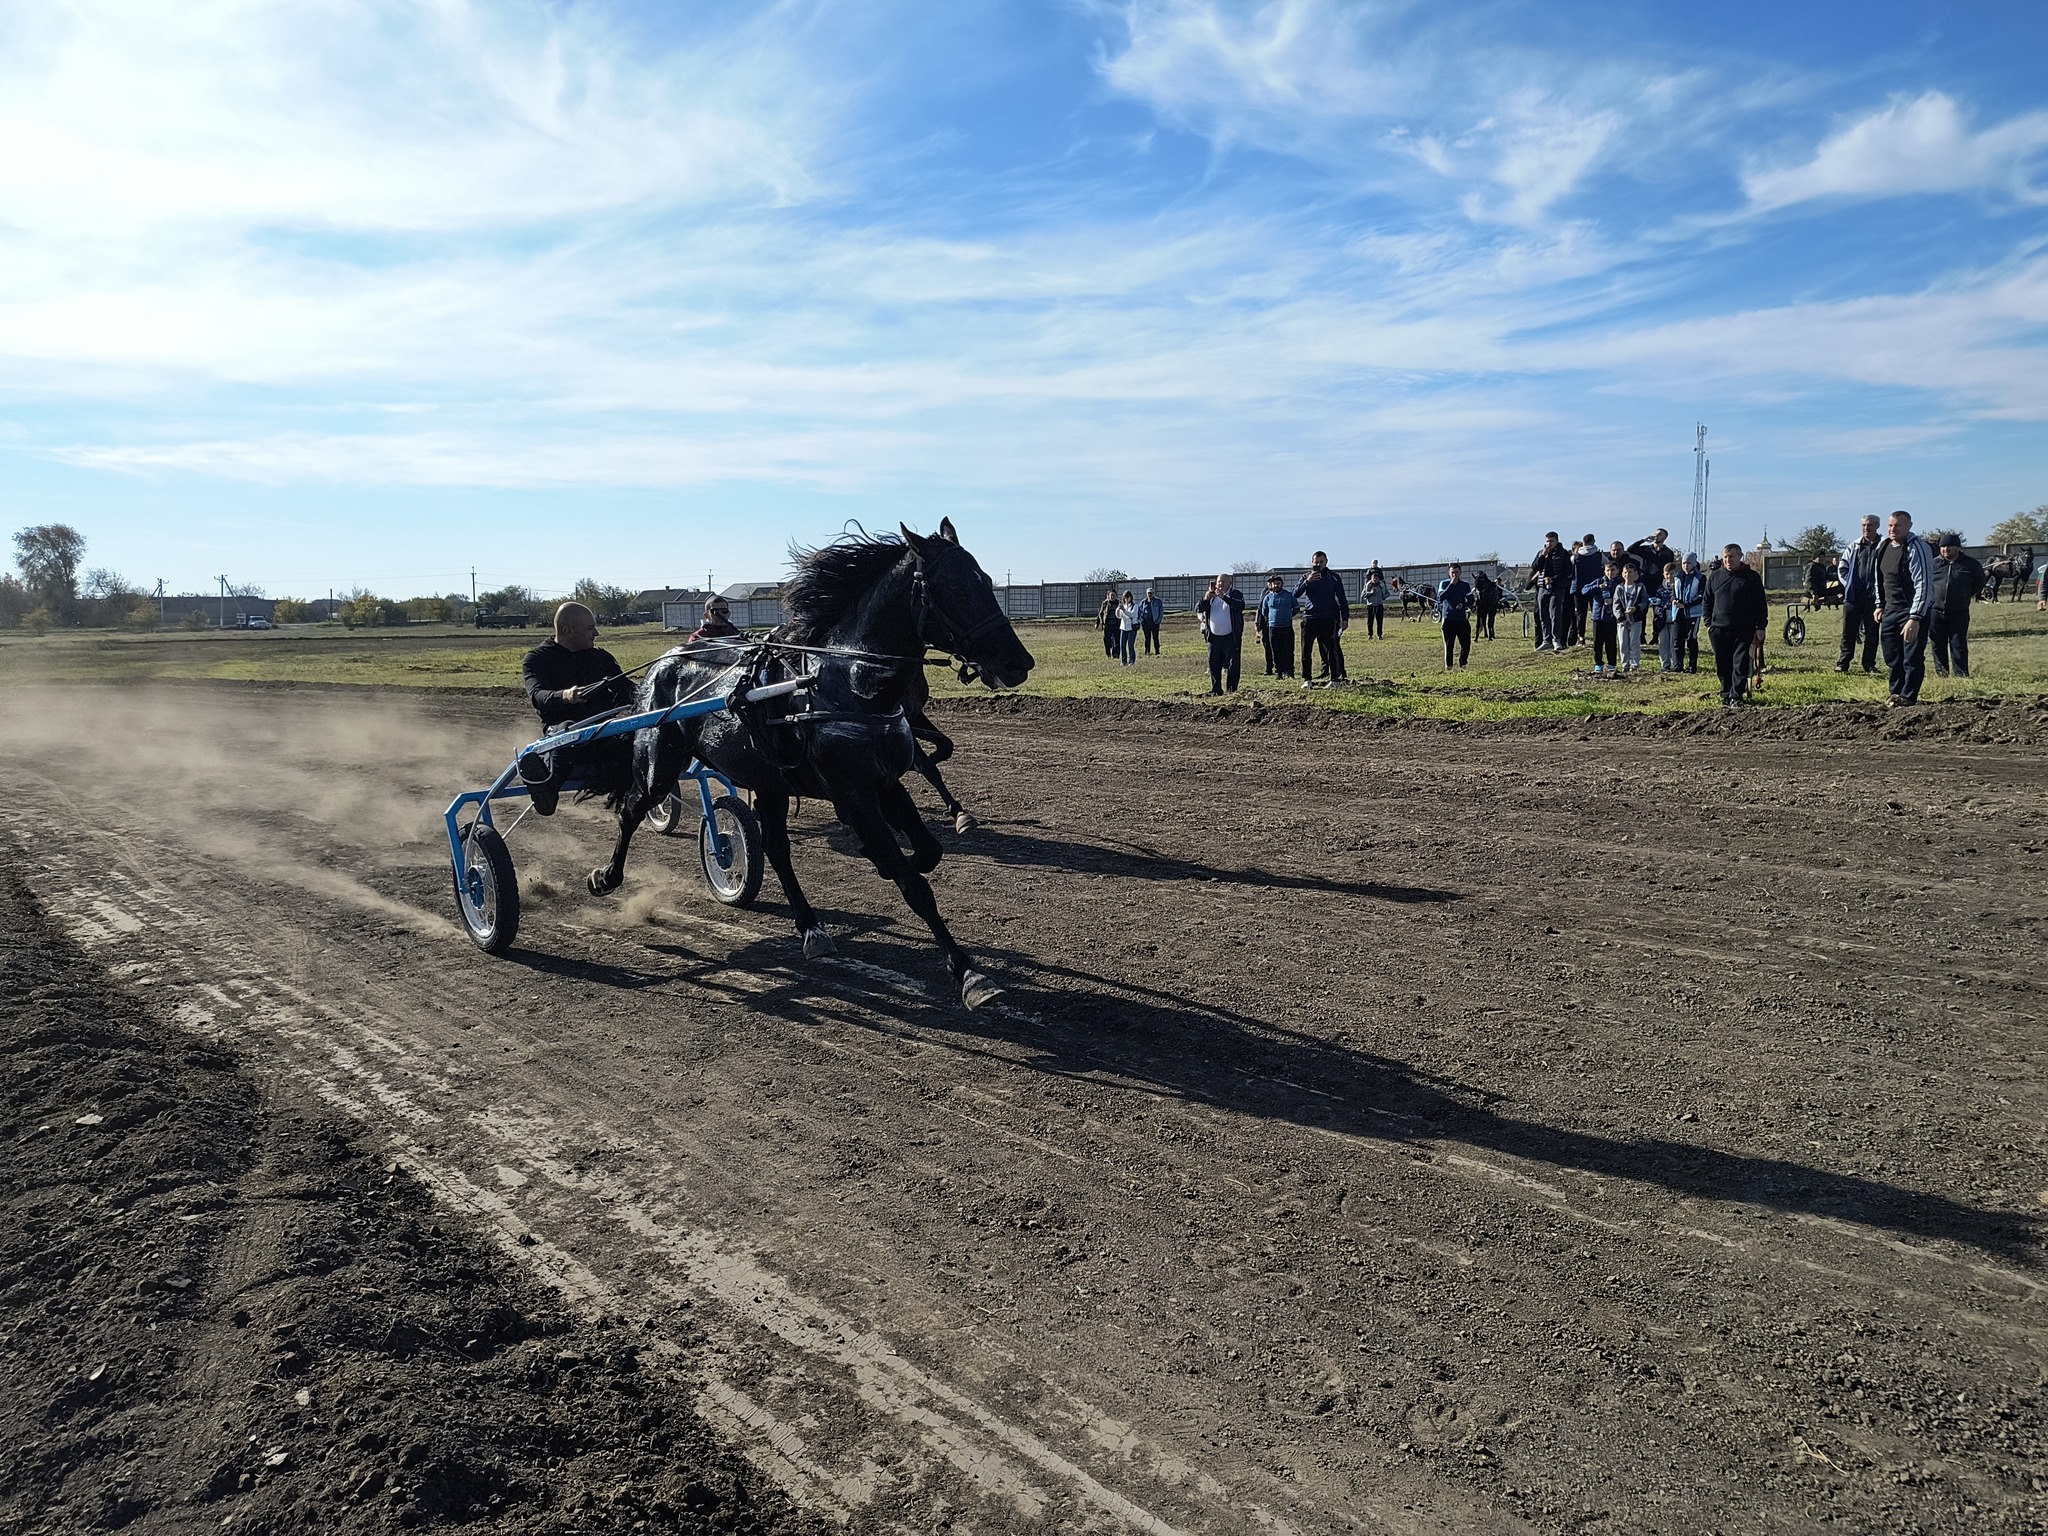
[587,867,620,897]
[953,811,978,835]
[802,926,836,959]
[959,969,1003,1010]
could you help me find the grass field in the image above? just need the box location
[4,601,2045,719]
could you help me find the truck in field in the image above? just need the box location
[474,609,533,629]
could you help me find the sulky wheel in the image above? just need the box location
[456,823,520,955]
[699,793,764,908]
[646,792,688,837]
[1782,612,1807,647]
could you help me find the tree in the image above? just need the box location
[477,584,534,613]
[13,524,86,616]
[272,598,312,624]
[1986,507,2048,546]
[1228,559,1267,575]
[0,575,29,628]
[338,589,402,628]
[227,581,266,599]
[1783,524,1845,561]
[405,596,454,624]
[126,602,159,631]
[1083,567,1129,585]
[568,578,636,621]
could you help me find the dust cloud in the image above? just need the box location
[0,684,712,941]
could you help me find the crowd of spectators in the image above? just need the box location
[1094,508,1980,710]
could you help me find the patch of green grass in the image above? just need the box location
[4,607,2044,720]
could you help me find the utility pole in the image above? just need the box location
[218,575,228,629]
[470,567,477,605]
[1689,424,1710,559]
[153,579,164,625]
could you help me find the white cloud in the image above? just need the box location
[0,0,823,239]
[1744,91,2048,210]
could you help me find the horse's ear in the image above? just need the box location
[900,523,930,559]
[937,517,959,544]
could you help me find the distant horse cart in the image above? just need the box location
[1984,548,2035,603]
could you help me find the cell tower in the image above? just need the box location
[1688,423,1710,558]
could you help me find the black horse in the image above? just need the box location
[590,519,1033,1009]
[1985,547,2034,603]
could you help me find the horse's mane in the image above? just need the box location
[780,531,910,644]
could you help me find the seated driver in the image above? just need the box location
[690,597,741,642]
[518,602,633,816]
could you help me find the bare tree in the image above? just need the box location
[1228,559,1267,575]
[1083,567,1129,584]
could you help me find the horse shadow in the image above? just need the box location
[705,926,2036,1265]
[805,816,1459,906]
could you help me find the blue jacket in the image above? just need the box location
[1582,575,1616,622]
[1293,568,1350,624]
[1666,570,1705,621]
[1258,589,1298,629]
[1141,596,1163,626]
[1874,535,1935,620]
[1838,537,1882,604]
[1435,579,1474,621]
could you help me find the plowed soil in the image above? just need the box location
[2,683,2043,1535]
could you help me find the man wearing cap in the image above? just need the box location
[1835,513,1882,673]
[1256,574,1298,679]
[519,602,634,816]
[1872,509,1935,706]
[1928,532,1983,681]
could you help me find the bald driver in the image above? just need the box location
[517,602,634,816]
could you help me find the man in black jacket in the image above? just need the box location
[1569,535,1603,646]
[1704,544,1768,708]
[519,603,634,815]
[1929,533,1984,679]
[1293,552,1350,685]
[1529,533,1575,655]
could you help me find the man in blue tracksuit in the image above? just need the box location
[1256,575,1298,678]
[1873,509,1935,705]
[1835,513,1882,673]
[1436,563,1475,667]
[1293,552,1350,685]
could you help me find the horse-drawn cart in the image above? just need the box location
[443,677,809,954]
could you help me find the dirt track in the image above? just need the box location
[3,684,2044,1534]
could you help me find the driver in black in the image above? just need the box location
[519,602,635,816]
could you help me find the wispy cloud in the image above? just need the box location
[1744,91,2048,210]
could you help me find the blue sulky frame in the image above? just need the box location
[444,676,809,952]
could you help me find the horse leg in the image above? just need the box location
[879,778,945,875]
[911,722,975,832]
[756,791,834,958]
[589,724,685,896]
[838,788,997,1010]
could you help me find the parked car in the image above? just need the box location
[243,617,272,630]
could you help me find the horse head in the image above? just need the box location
[900,518,1035,689]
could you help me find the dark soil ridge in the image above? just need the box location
[0,874,823,1536]
[13,675,2048,745]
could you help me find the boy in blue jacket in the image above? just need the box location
[1256,575,1298,678]
[1584,559,1619,676]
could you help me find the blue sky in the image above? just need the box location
[2,0,2044,598]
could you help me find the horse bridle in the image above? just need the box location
[911,559,1009,685]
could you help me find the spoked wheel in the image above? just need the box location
[646,793,687,837]
[1783,613,1807,647]
[699,793,763,907]
[456,823,520,954]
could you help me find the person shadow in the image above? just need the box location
[704,923,2036,1266]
